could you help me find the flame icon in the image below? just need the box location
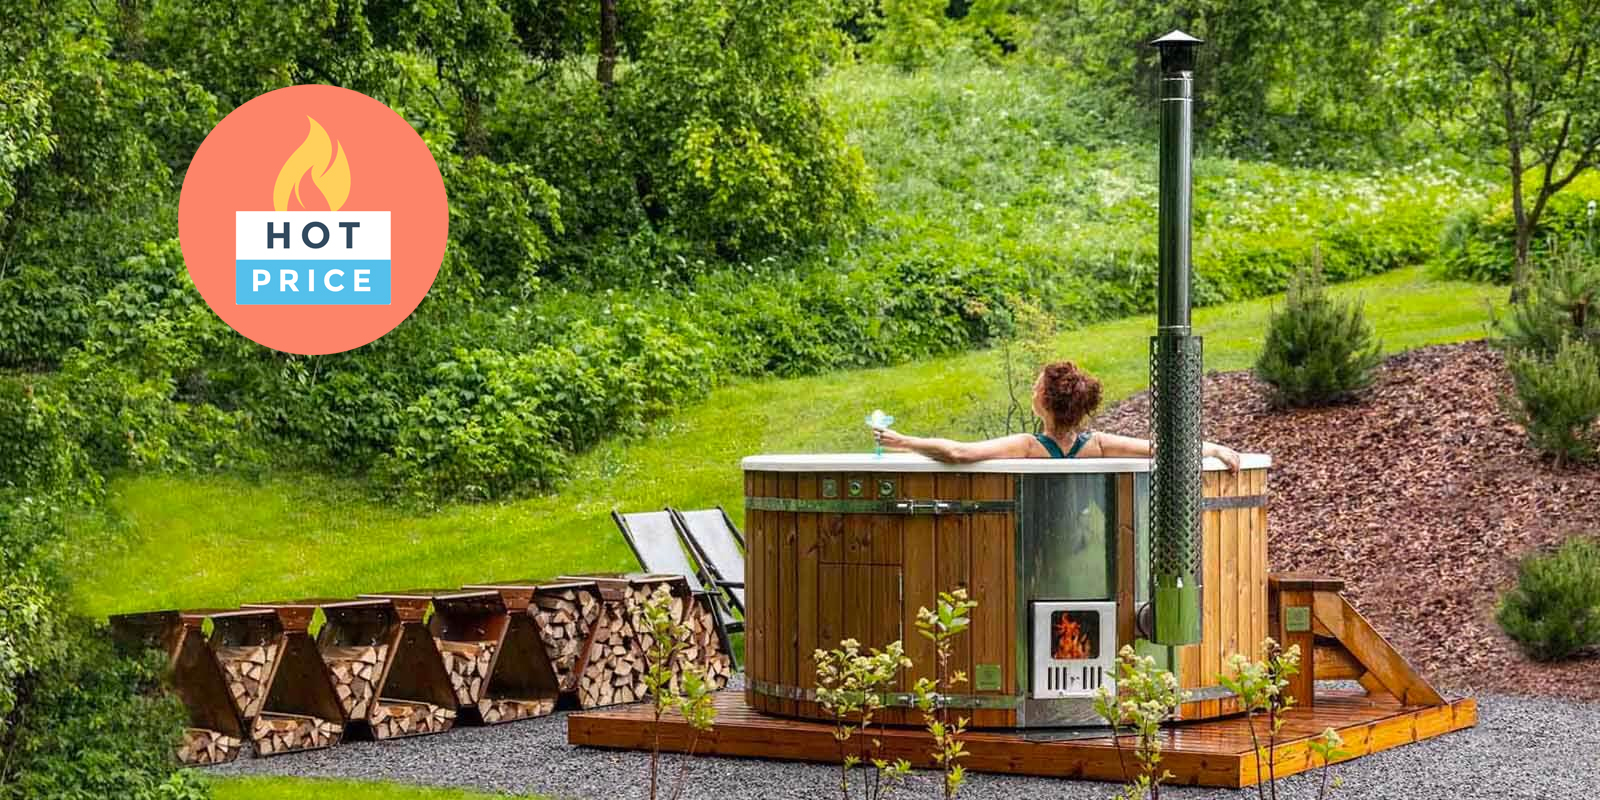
[273,116,350,212]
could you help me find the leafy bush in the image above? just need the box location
[0,618,207,800]
[1254,257,1383,407]
[1496,537,1600,661]
[1504,337,1600,465]
[0,375,201,800]
[1441,173,1600,283]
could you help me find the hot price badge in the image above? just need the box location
[180,85,447,355]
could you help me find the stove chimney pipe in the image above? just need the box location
[1148,30,1204,647]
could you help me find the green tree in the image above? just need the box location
[1397,0,1600,293]
[1046,0,1397,154]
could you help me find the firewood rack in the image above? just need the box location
[109,610,245,766]
[319,597,458,739]
[559,573,732,708]
[368,589,558,725]
[462,582,573,714]
[234,602,345,755]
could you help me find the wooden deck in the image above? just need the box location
[568,690,1477,788]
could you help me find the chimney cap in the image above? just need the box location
[1149,29,1204,48]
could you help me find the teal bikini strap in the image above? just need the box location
[1065,430,1092,458]
[1033,433,1066,459]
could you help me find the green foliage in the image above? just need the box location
[1504,337,1600,465]
[1040,0,1402,159]
[814,639,912,800]
[1254,257,1383,407]
[1495,536,1600,662]
[619,0,873,257]
[912,589,977,800]
[1441,176,1600,283]
[1218,640,1302,800]
[1396,0,1600,287]
[638,585,717,800]
[0,618,207,800]
[1490,242,1600,359]
[1306,727,1349,799]
[1093,645,1188,800]
[0,2,217,368]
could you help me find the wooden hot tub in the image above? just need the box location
[740,452,1270,728]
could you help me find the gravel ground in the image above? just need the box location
[215,688,1600,799]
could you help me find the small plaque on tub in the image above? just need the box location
[1285,606,1312,633]
[822,478,839,498]
[974,663,1002,691]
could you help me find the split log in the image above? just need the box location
[436,639,497,706]
[321,644,389,721]
[176,727,242,766]
[370,698,457,740]
[476,697,557,724]
[533,586,603,692]
[249,712,340,756]
[214,643,279,718]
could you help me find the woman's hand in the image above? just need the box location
[1204,442,1241,472]
[873,427,914,451]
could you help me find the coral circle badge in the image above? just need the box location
[178,85,448,355]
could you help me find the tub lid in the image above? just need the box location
[739,452,1270,473]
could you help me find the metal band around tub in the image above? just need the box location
[744,497,1016,515]
[748,679,1021,710]
[1201,494,1267,510]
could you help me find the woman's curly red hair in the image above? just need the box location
[1038,361,1102,432]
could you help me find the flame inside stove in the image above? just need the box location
[1052,613,1094,660]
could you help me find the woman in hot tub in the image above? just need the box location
[871,360,1241,471]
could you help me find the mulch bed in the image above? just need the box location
[1094,340,1600,701]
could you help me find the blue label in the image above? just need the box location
[235,260,392,305]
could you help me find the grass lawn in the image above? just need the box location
[210,776,526,799]
[66,265,1503,617]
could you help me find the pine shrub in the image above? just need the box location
[1496,537,1600,662]
[1254,257,1383,407]
[1491,242,1600,360]
[1505,336,1600,465]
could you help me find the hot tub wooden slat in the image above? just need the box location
[1115,474,1138,653]
[777,472,798,718]
[933,472,972,717]
[970,473,1014,728]
[1248,467,1260,668]
[872,565,905,725]
[900,472,938,704]
[795,474,820,721]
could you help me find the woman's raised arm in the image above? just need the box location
[1088,432,1241,471]
[873,429,1035,463]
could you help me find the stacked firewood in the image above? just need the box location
[679,600,735,690]
[476,697,556,724]
[631,588,733,693]
[177,728,242,765]
[578,581,735,707]
[532,586,602,691]
[437,639,497,706]
[249,712,340,755]
[577,596,646,707]
[214,643,278,717]
[370,699,456,739]
[323,644,389,720]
